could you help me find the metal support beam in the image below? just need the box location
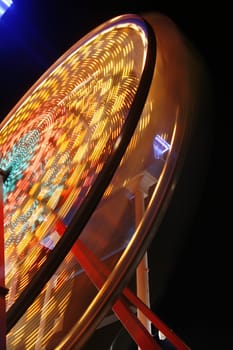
[56,219,190,349]
[126,171,157,337]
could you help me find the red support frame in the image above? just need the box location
[74,239,190,350]
[55,220,190,350]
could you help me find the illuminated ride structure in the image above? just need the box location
[0,12,211,350]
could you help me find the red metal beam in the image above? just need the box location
[55,220,190,350]
[75,239,190,350]
[71,240,162,350]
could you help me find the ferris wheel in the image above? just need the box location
[0,12,212,350]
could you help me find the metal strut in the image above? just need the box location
[55,218,190,350]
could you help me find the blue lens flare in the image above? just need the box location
[0,0,13,19]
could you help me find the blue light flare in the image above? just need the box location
[153,134,171,160]
[0,0,13,19]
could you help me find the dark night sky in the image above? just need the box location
[0,1,231,349]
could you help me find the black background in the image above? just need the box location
[0,1,231,349]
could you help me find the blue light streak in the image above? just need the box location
[0,0,13,19]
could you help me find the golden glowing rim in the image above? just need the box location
[6,13,157,332]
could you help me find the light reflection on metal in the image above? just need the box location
[153,134,171,160]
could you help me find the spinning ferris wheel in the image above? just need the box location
[0,11,211,350]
